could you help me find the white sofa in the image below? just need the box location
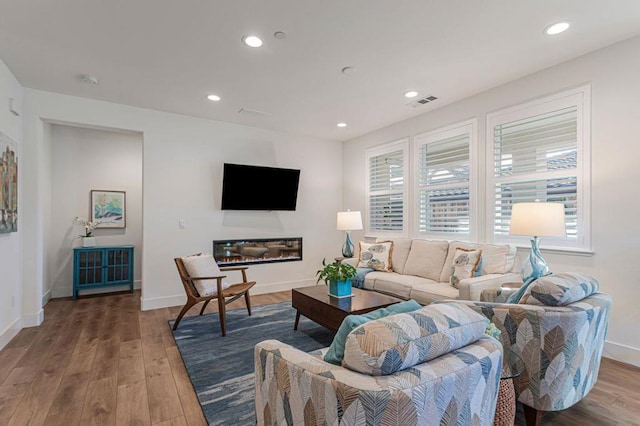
[346,238,522,304]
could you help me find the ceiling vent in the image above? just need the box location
[238,107,271,117]
[408,95,438,108]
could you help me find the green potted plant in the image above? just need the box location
[316,257,357,298]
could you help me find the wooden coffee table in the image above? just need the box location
[292,286,404,332]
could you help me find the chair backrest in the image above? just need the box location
[174,257,200,299]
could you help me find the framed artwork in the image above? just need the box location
[0,131,18,234]
[91,190,126,228]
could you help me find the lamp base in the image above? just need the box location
[522,237,550,282]
[342,231,355,258]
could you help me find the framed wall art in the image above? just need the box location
[91,190,126,228]
[0,131,18,234]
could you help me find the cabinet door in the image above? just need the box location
[77,249,104,286]
[105,248,132,284]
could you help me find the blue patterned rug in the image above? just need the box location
[170,301,334,426]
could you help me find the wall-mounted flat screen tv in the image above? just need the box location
[221,163,301,211]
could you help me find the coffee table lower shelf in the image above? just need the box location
[292,286,404,332]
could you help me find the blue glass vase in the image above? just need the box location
[522,237,550,282]
[342,231,355,258]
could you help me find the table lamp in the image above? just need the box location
[336,210,363,258]
[509,202,566,282]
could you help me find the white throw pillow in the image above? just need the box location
[357,241,393,272]
[181,253,230,296]
[450,248,482,289]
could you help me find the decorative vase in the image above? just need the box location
[329,279,352,298]
[342,231,355,258]
[521,237,550,282]
[82,236,96,247]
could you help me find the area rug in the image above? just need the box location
[170,301,334,426]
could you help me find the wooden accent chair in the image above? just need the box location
[174,257,256,336]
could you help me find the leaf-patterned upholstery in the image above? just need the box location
[255,335,503,425]
[446,292,612,413]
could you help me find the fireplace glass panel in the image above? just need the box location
[213,237,303,266]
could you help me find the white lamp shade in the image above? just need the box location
[509,202,566,237]
[337,211,363,231]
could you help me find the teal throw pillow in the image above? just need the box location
[323,300,421,365]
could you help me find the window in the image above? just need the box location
[414,121,477,239]
[365,139,409,236]
[487,86,591,250]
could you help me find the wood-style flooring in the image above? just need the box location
[0,290,638,425]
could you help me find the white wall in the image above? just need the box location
[49,124,143,298]
[21,89,344,319]
[344,35,640,367]
[0,58,23,349]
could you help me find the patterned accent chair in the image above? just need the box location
[445,273,612,425]
[255,303,503,425]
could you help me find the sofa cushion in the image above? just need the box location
[371,272,436,300]
[450,248,483,289]
[357,241,393,272]
[440,241,516,283]
[377,237,412,274]
[342,303,489,376]
[409,281,460,305]
[520,272,600,306]
[323,300,421,365]
[403,239,449,281]
[181,253,230,296]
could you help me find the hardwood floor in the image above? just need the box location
[0,290,638,425]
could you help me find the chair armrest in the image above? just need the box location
[188,275,227,281]
[457,272,522,301]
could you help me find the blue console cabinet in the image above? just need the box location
[73,245,134,299]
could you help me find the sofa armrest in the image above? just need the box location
[255,338,502,425]
[457,272,522,301]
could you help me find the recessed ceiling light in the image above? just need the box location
[341,66,357,75]
[207,94,221,102]
[404,90,419,98]
[274,31,287,40]
[242,35,263,48]
[545,21,570,35]
[337,122,347,128]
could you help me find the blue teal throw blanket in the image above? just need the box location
[352,267,374,289]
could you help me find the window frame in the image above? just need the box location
[485,85,591,251]
[412,119,478,240]
[365,138,410,238]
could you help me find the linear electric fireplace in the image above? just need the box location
[213,237,303,266]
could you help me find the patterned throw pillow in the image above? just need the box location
[181,253,230,296]
[356,241,393,272]
[342,303,489,376]
[450,248,483,288]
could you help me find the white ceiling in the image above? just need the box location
[1,1,640,141]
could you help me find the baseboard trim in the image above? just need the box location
[141,294,186,311]
[42,289,52,306]
[52,281,142,299]
[603,340,640,368]
[0,317,22,351]
[22,309,44,328]
[140,279,315,311]
[251,279,315,295]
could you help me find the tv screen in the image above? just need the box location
[221,163,301,211]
